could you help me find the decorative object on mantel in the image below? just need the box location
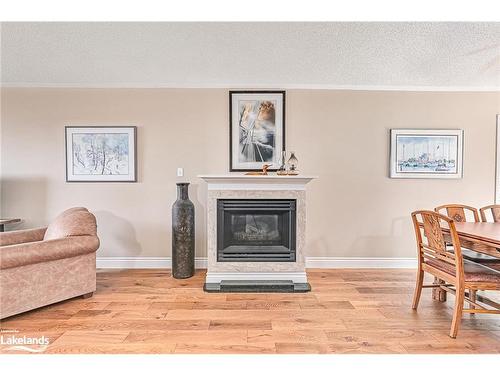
[65,126,137,182]
[286,151,299,175]
[244,164,270,176]
[198,174,317,293]
[229,90,285,172]
[389,129,463,179]
[277,151,287,175]
[172,183,195,279]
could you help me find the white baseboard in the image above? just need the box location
[305,257,417,269]
[96,257,208,269]
[96,256,416,269]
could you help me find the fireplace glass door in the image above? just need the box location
[217,199,296,262]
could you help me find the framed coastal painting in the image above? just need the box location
[390,129,463,179]
[229,91,285,171]
[65,126,137,182]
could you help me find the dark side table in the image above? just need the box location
[0,218,21,232]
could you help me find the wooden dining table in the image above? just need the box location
[433,222,500,302]
[452,222,500,259]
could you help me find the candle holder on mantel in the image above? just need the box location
[172,182,195,279]
[287,151,299,175]
[277,151,288,175]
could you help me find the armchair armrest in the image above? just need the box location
[0,227,47,247]
[0,235,99,269]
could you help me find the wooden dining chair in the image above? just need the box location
[475,205,500,272]
[480,204,500,223]
[434,204,499,267]
[434,204,480,223]
[411,210,500,338]
[433,204,483,302]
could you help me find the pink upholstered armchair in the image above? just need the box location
[0,207,100,319]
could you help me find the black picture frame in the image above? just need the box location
[229,90,286,172]
[65,126,137,183]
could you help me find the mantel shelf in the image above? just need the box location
[198,174,317,182]
[197,174,317,191]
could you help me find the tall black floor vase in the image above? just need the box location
[172,182,195,279]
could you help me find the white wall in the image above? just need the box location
[1,88,498,262]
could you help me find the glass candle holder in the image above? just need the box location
[277,151,287,175]
[287,151,299,175]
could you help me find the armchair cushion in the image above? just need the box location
[44,208,97,240]
[0,227,47,247]
[0,235,99,269]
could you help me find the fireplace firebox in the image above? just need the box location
[217,199,296,262]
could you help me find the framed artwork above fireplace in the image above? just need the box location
[229,90,285,172]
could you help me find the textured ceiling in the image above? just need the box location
[1,22,499,89]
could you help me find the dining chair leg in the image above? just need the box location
[412,269,424,309]
[438,280,447,301]
[469,289,476,314]
[431,276,439,300]
[432,277,447,301]
[450,286,465,338]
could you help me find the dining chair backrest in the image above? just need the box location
[479,204,500,223]
[411,210,464,281]
[434,204,480,223]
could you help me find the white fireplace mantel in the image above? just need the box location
[198,174,317,190]
[198,173,317,292]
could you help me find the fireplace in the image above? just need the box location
[199,174,316,293]
[217,199,296,262]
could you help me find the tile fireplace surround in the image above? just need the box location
[198,174,317,292]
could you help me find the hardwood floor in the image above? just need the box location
[1,269,499,354]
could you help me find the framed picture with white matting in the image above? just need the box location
[390,129,463,179]
[65,126,137,182]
